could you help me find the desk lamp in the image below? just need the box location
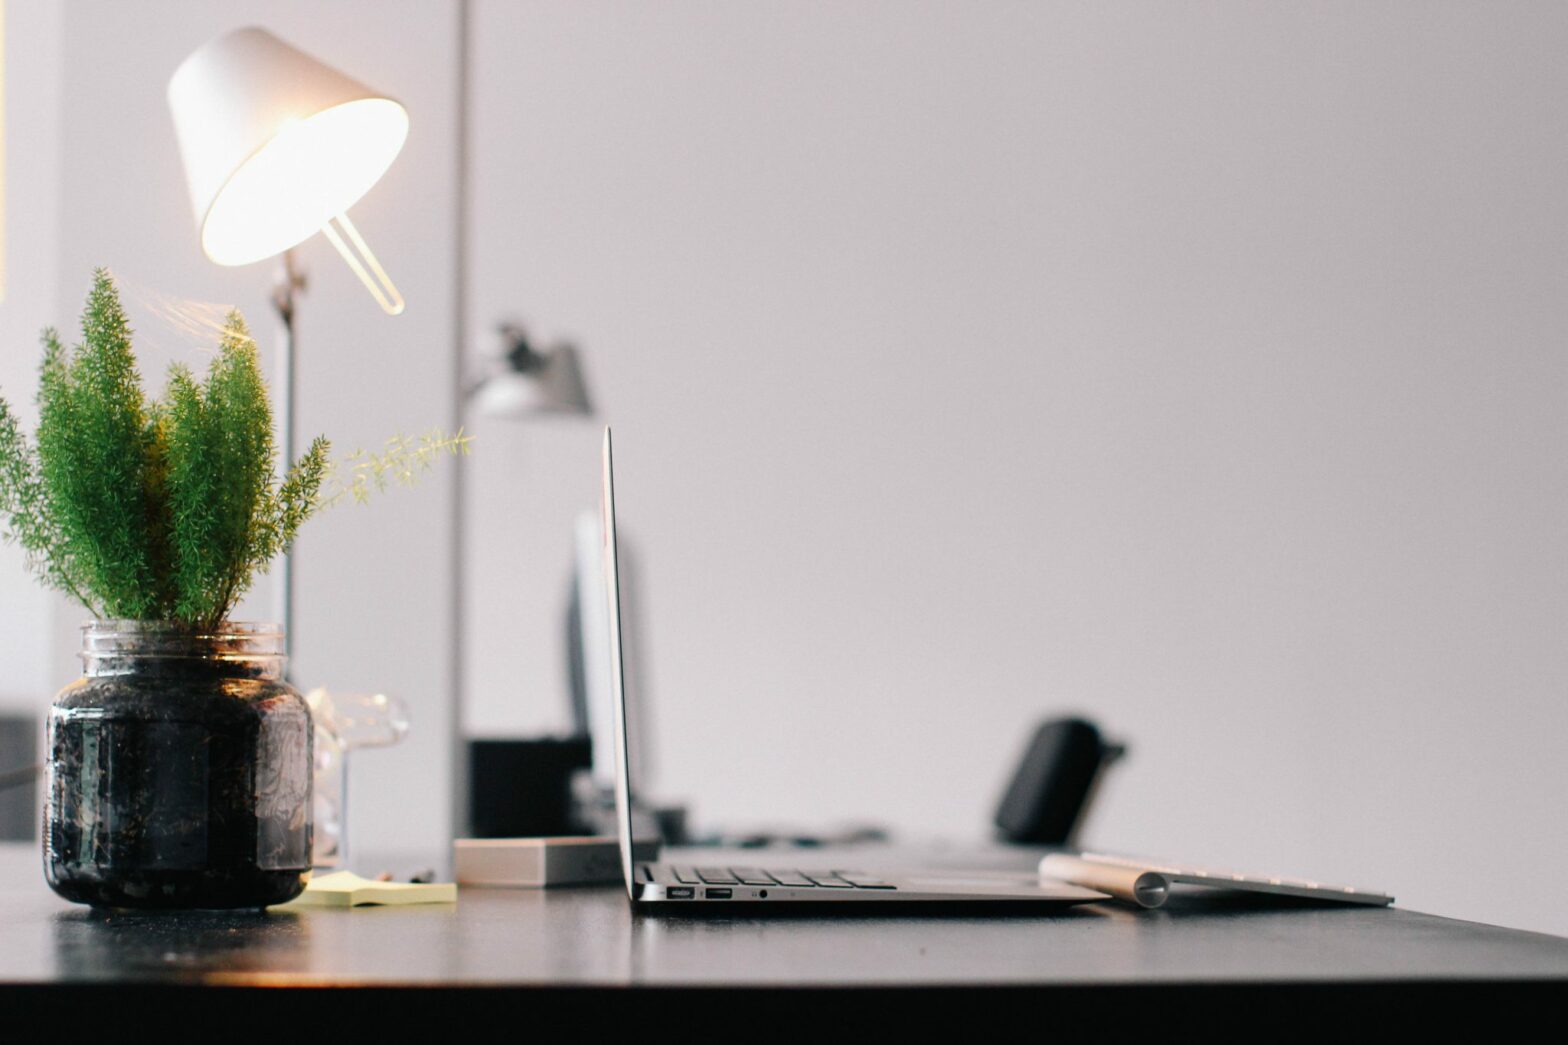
[468,324,594,417]
[167,26,410,652]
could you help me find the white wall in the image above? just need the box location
[37,0,461,859]
[465,1,1568,936]
[0,0,62,708]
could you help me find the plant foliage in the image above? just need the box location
[0,269,468,628]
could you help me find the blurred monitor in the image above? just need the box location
[569,510,652,792]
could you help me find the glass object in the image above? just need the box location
[44,622,312,909]
[305,688,409,869]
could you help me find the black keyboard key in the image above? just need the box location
[696,867,738,885]
[804,872,853,888]
[837,872,896,890]
[729,867,777,885]
[767,870,816,887]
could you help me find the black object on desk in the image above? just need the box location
[467,737,592,837]
[994,717,1125,845]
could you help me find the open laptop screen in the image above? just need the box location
[600,427,646,898]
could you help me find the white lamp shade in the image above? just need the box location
[168,27,408,267]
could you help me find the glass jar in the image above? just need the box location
[44,621,312,909]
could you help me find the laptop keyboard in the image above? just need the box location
[670,866,896,890]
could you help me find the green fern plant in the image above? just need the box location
[0,269,467,629]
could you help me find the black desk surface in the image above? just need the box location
[3,841,1566,1027]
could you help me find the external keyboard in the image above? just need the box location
[670,866,896,890]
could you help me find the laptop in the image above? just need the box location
[600,427,1106,908]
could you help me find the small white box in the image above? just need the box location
[453,836,649,888]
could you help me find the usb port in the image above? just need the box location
[704,888,733,899]
[667,886,694,899]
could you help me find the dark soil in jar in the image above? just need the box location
[45,656,312,909]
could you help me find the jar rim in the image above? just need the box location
[78,620,287,670]
[82,620,282,640]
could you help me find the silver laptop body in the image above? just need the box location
[600,427,1105,908]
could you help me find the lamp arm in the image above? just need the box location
[498,323,546,372]
[321,212,405,316]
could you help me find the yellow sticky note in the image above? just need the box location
[282,870,457,908]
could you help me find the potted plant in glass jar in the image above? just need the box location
[0,269,465,909]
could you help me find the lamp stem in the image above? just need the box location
[272,248,304,672]
[322,212,405,316]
